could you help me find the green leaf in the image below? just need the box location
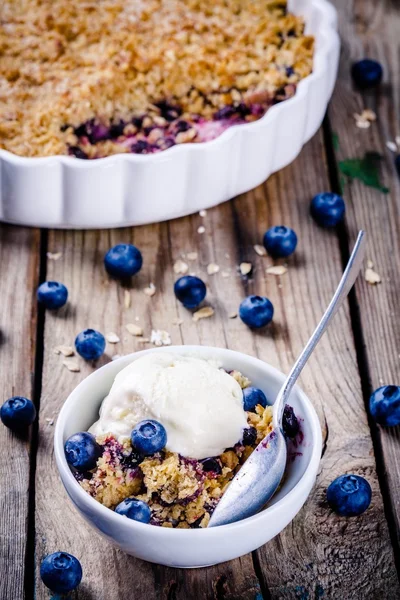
[339,152,389,193]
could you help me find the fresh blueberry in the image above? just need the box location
[243,387,268,411]
[282,405,299,438]
[242,426,257,446]
[239,295,274,328]
[115,497,151,523]
[104,243,143,279]
[201,457,222,474]
[64,431,102,472]
[131,419,167,455]
[263,226,297,258]
[40,551,82,594]
[351,59,383,89]
[327,474,372,516]
[174,275,206,308]
[75,329,105,360]
[369,385,400,427]
[310,192,345,227]
[0,396,36,431]
[37,281,68,310]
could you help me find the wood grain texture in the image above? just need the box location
[228,133,399,599]
[328,0,400,558]
[33,131,399,599]
[0,226,40,600]
[33,225,262,600]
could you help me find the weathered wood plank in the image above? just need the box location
[228,130,400,598]
[0,225,40,599]
[34,133,398,599]
[328,0,400,561]
[33,224,262,599]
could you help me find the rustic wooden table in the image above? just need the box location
[1,1,399,598]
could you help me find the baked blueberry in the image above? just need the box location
[68,146,88,159]
[242,426,257,446]
[75,329,105,360]
[64,431,102,472]
[239,295,274,328]
[37,281,68,310]
[0,396,36,431]
[310,192,345,227]
[201,457,222,474]
[369,385,400,427]
[263,226,297,258]
[282,405,299,438]
[104,243,143,279]
[115,498,152,523]
[131,419,167,455]
[242,387,268,411]
[327,474,372,516]
[174,275,206,308]
[40,552,82,594]
[351,59,383,89]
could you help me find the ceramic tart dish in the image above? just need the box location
[0,0,339,229]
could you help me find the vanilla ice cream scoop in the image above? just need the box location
[89,352,248,459]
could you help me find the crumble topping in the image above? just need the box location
[75,369,275,528]
[0,0,313,158]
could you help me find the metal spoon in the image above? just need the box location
[208,230,366,527]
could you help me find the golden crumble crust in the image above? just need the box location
[0,0,313,157]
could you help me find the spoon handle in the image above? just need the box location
[273,230,366,429]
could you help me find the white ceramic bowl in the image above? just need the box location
[55,345,322,568]
[0,0,339,229]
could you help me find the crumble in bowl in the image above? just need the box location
[68,361,299,528]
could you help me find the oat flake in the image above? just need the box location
[186,252,198,261]
[172,318,184,326]
[47,252,62,260]
[254,244,267,256]
[151,330,171,346]
[124,290,131,309]
[144,283,156,297]
[126,323,143,336]
[266,265,287,276]
[173,259,189,274]
[193,306,214,321]
[228,312,238,319]
[386,141,397,153]
[239,262,252,276]
[221,270,231,278]
[365,267,381,285]
[207,263,220,275]
[54,345,74,357]
[106,332,120,343]
[63,359,80,372]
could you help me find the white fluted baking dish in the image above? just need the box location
[0,0,339,229]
